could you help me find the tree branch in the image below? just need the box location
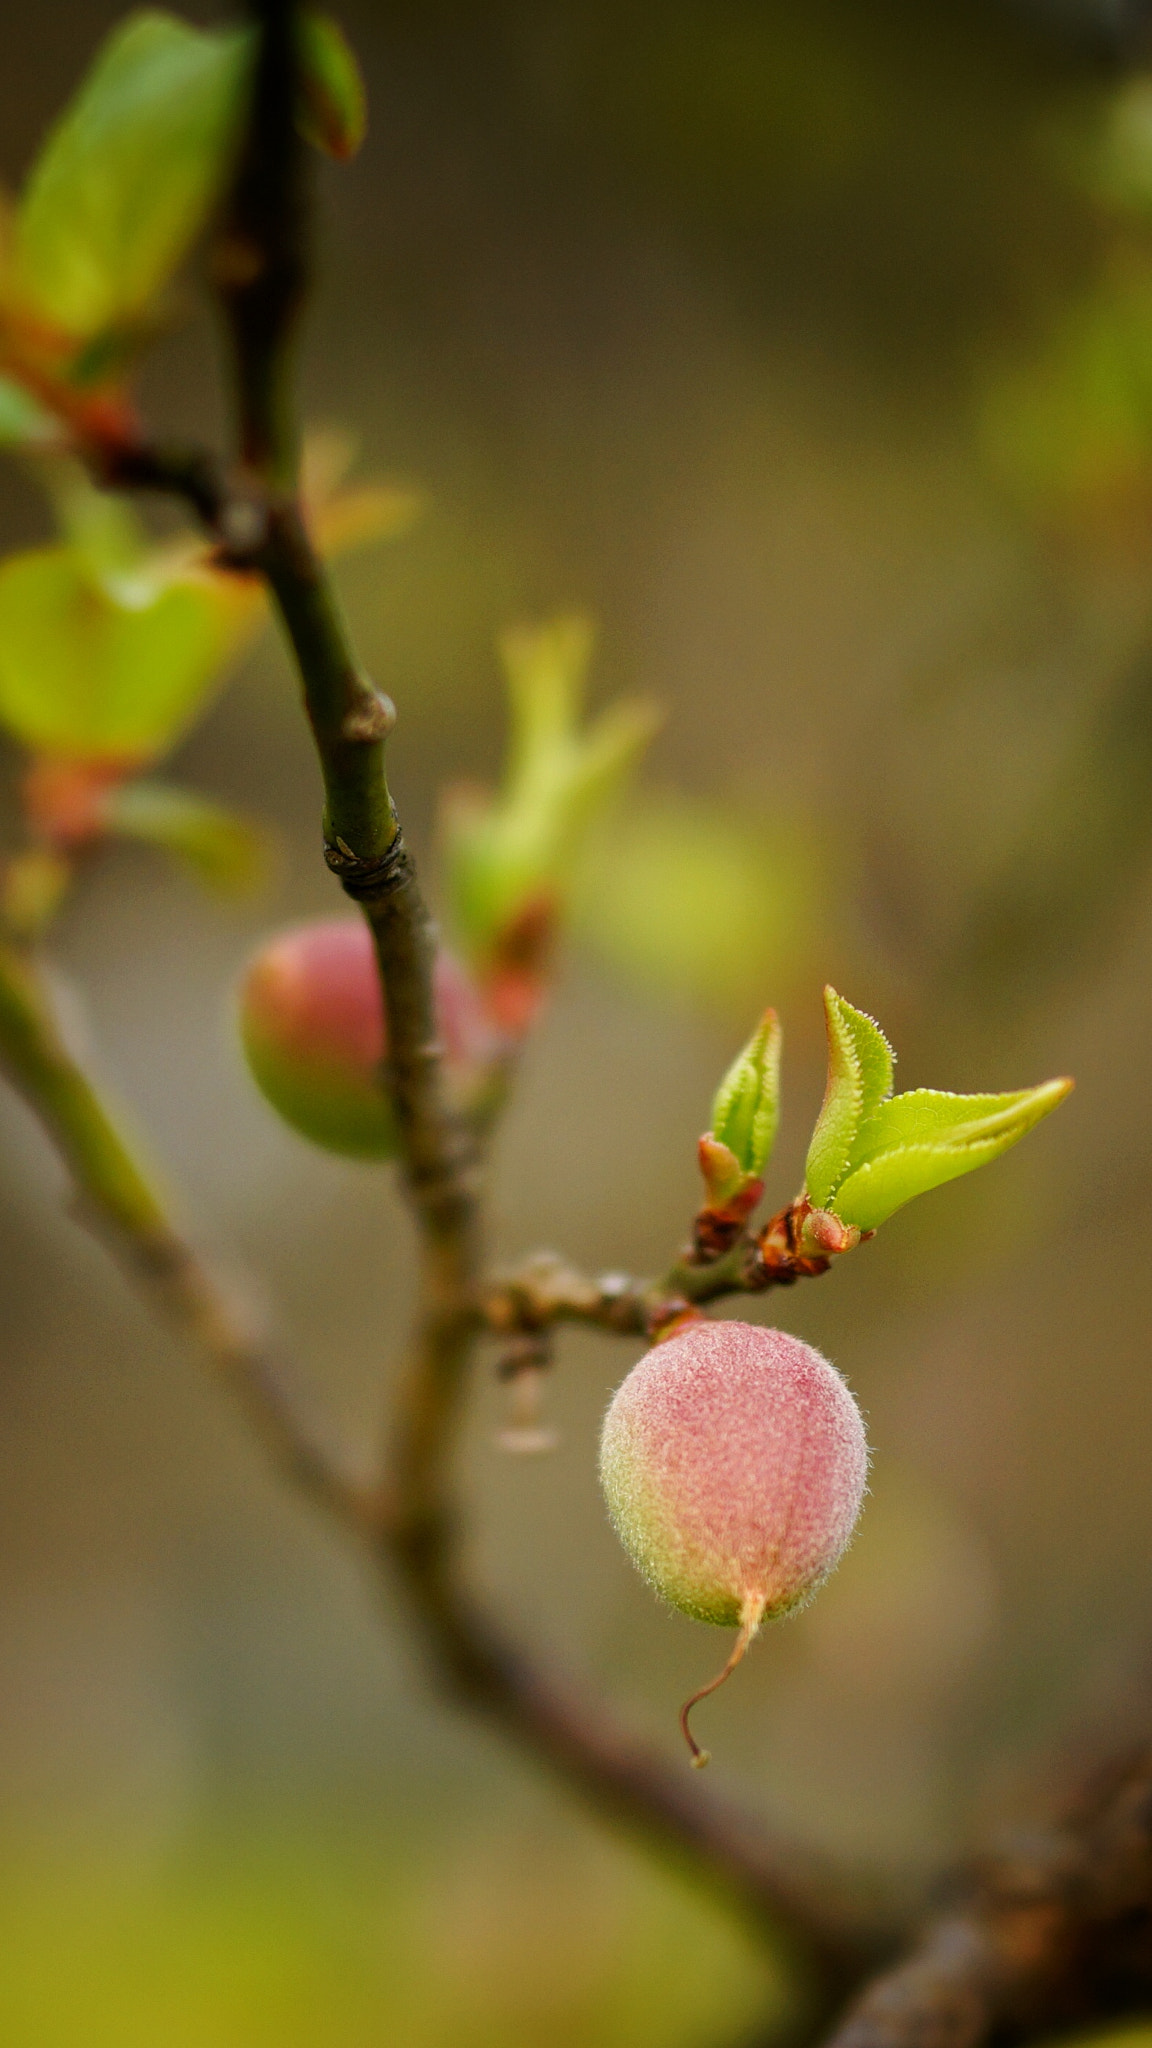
[0,938,371,1528]
[820,1743,1152,2048]
[482,1201,849,1343]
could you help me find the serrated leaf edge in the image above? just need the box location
[804,988,895,1207]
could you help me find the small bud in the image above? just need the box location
[340,686,396,745]
[696,1134,747,1210]
[709,1009,781,1178]
[0,847,71,937]
[798,1208,860,1259]
[600,1321,867,1761]
[296,11,367,161]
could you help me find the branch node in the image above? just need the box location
[323,820,411,899]
[341,688,397,744]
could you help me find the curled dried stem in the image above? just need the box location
[680,1593,767,1769]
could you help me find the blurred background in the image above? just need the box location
[4,0,1152,2040]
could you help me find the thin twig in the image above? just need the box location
[481,1206,846,1342]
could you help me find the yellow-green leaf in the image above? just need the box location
[804,987,894,1209]
[105,780,270,895]
[831,1079,1073,1231]
[710,1009,781,1177]
[9,11,250,340]
[0,543,261,761]
[297,12,367,161]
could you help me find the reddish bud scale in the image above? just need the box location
[480,892,558,1037]
[240,917,493,1159]
[599,1321,867,1630]
[24,755,136,847]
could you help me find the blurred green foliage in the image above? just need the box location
[441,617,659,969]
[4,12,248,348]
[571,794,821,1015]
[0,1816,778,2048]
[297,12,368,162]
[979,258,1152,515]
[0,530,258,762]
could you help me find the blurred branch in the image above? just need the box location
[0,937,371,1527]
[818,1741,1152,2048]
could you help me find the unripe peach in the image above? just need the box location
[599,1320,868,1761]
[239,917,491,1158]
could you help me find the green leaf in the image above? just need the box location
[40,462,151,583]
[830,1079,1073,1232]
[1094,79,1152,215]
[9,11,250,340]
[0,541,262,761]
[710,1009,781,1176]
[442,616,660,960]
[0,376,61,448]
[105,780,270,895]
[978,265,1152,515]
[804,987,894,1209]
[501,615,596,777]
[297,12,367,160]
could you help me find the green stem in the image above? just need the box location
[0,938,167,1240]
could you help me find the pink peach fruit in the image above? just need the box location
[599,1319,867,1761]
[239,917,490,1159]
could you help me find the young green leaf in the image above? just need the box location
[804,988,894,1209]
[0,542,261,761]
[710,1009,781,1177]
[0,376,61,448]
[105,781,270,896]
[297,12,367,161]
[830,1079,1073,1232]
[442,616,660,963]
[7,12,250,342]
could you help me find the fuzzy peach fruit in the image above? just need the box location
[599,1320,868,1760]
[239,917,490,1159]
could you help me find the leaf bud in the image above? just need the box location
[296,12,367,161]
[797,1207,861,1259]
[440,616,659,975]
[709,1009,781,1178]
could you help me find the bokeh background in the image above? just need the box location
[3,0,1152,2040]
